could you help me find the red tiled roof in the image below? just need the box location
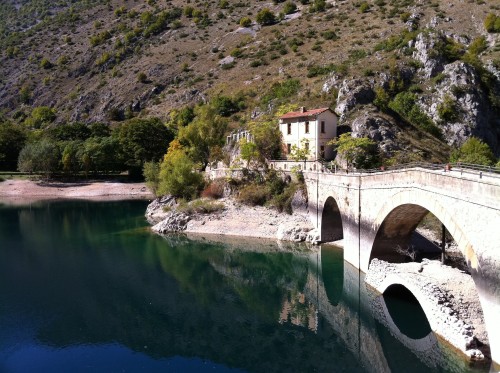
[279,107,331,119]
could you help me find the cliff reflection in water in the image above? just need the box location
[0,200,487,372]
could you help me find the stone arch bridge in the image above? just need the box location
[302,165,500,368]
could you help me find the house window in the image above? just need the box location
[287,143,291,154]
[321,121,325,133]
[287,123,291,135]
[305,121,309,134]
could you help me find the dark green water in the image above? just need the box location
[0,200,488,372]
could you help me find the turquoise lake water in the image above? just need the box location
[0,199,488,372]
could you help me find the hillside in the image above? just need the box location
[1,0,499,163]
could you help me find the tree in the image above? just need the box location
[158,140,205,199]
[61,141,83,175]
[239,138,259,167]
[0,122,27,171]
[289,139,310,161]
[177,105,227,169]
[143,161,160,196]
[115,117,174,178]
[249,119,283,162]
[24,106,56,129]
[80,136,123,174]
[329,133,380,169]
[450,137,495,165]
[256,8,276,25]
[17,139,60,177]
[48,122,91,141]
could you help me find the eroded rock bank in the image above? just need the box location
[145,196,317,243]
[366,258,490,365]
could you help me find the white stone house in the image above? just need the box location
[279,107,338,161]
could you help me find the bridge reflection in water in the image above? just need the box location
[303,244,489,373]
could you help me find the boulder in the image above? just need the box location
[335,79,375,118]
[276,222,313,242]
[152,211,191,233]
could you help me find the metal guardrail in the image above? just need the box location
[319,160,500,180]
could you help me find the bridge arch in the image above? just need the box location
[320,196,344,242]
[367,191,476,272]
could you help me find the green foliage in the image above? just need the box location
[158,142,205,199]
[137,72,148,83]
[450,137,495,165]
[261,79,300,105]
[321,30,338,40]
[240,17,252,27]
[90,30,111,46]
[19,86,32,104]
[289,139,310,161]
[239,138,260,167]
[283,2,297,14]
[374,30,417,52]
[79,136,122,175]
[48,122,91,141]
[177,105,228,168]
[256,8,276,25]
[116,117,174,177]
[210,95,239,117]
[17,139,60,177]
[167,106,195,132]
[484,13,500,33]
[329,133,380,169]
[176,198,225,214]
[436,95,459,123]
[249,119,283,161]
[143,161,160,195]
[358,2,370,13]
[40,57,52,69]
[468,36,488,56]
[0,122,26,170]
[389,92,441,138]
[24,106,56,129]
[373,86,390,111]
[237,183,270,206]
[309,0,326,12]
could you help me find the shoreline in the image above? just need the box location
[0,179,154,203]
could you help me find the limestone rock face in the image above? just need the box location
[412,32,445,78]
[152,211,191,233]
[420,61,500,152]
[291,188,308,216]
[145,196,176,224]
[276,222,313,242]
[335,79,375,118]
[350,109,402,155]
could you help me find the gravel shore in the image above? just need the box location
[0,179,154,203]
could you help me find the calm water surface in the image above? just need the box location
[0,200,487,372]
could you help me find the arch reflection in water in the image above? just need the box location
[320,244,344,307]
[383,284,431,340]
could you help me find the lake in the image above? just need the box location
[0,200,487,372]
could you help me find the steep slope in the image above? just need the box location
[1,0,499,158]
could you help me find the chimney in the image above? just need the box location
[300,106,306,113]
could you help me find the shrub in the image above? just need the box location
[283,2,297,14]
[237,183,269,206]
[201,179,226,199]
[468,36,488,56]
[484,13,500,33]
[137,72,148,83]
[358,2,370,13]
[40,58,53,69]
[240,17,252,27]
[437,95,459,122]
[309,0,326,12]
[321,30,338,40]
[143,161,160,195]
[450,137,495,165]
[256,8,276,25]
[177,199,225,214]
